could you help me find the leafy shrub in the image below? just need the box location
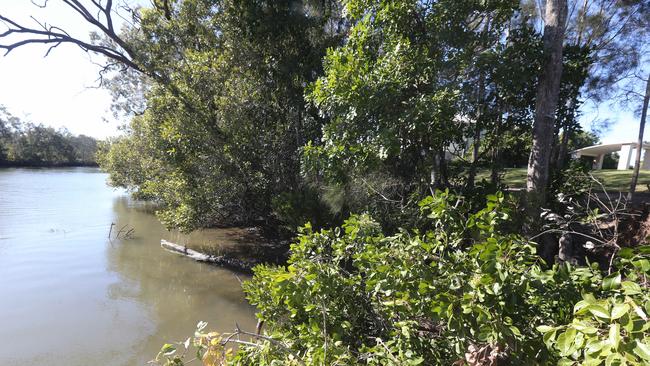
[235,192,596,365]
[153,192,649,365]
[539,248,650,365]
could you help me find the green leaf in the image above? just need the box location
[610,304,630,320]
[401,325,410,338]
[572,320,598,334]
[418,281,429,294]
[160,343,176,356]
[621,281,642,295]
[574,332,585,350]
[574,299,591,314]
[537,325,555,333]
[509,325,521,337]
[618,248,634,259]
[634,259,650,272]
[602,273,621,291]
[605,353,624,366]
[588,305,611,319]
[544,328,558,348]
[608,323,620,350]
[557,328,577,356]
[633,340,650,361]
[585,339,605,355]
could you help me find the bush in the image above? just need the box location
[539,247,650,365]
[238,193,603,364]
[152,192,649,365]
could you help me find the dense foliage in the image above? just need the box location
[151,192,650,365]
[2,0,649,364]
[0,106,98,166]
[84,3,648,361]
[305,0,519,221]
[97,0,343,231]
[90,0,650,234]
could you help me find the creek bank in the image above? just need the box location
[160,227,289,273]
[162,240,258,273]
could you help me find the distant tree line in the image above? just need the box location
[0,105,99,167]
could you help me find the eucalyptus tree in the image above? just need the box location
[526,0,568,213]
[520,0,650,175]
[558,0,650,169]
[627,73,650,200]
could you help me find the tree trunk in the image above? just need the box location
[556,126,571,170]
[490,109,504,185]
[627,75,650,202]
[467,16,491,190]
[549,126,560,173]
[468,74,486,190]
[526,0,568,214]
[430,146,449,190]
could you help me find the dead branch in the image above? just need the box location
[109,223,135,240]
[219,323,306,366]
[0,1,142,73]
[0,0,229,141]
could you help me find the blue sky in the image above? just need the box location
[582,103,645,144]
[0,1,646,143]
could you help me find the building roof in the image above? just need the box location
[572,142,650,157]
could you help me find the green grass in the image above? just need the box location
[478,168,650,193]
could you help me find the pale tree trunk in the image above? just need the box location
[468,74,486,190]
[556,125,571,170]
[490,109,503,185]
[467,16,491,190]
[556,94,579,171]
[428,146,450,190]
[627,75,650,201]
[526,0,568,214]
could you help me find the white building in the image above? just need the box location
[572,142,650,170]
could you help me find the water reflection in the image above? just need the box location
[105,197,257,366]
[0,168,256,366]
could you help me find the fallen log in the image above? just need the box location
[161,239,254,273]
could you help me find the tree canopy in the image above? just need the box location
[1,1,649,364]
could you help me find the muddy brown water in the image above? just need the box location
[0,167,257,365]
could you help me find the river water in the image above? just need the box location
[0,167,257,365]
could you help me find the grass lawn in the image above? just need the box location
[479,168,650,193]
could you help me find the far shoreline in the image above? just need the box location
[0,162,99,168]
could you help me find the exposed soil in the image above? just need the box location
[618,207,650,249]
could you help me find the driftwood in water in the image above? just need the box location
[160,239,254,273]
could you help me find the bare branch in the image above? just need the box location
[0,10,141,72]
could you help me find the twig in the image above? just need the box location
[530,229,609,245]
[220,325,306,366]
